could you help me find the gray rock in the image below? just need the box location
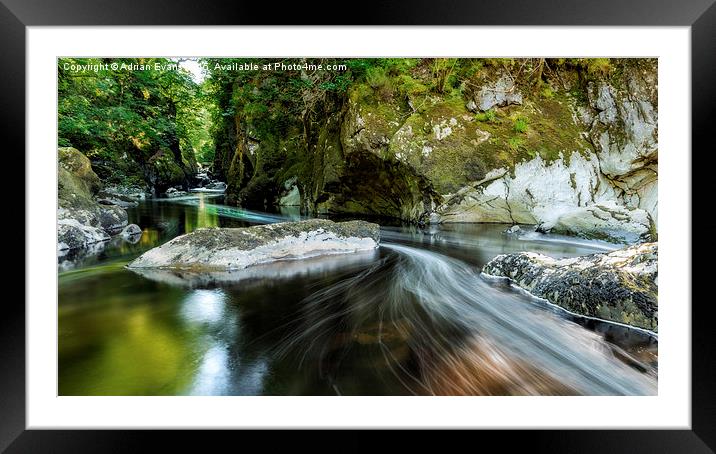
[279,184,301,206]
[483,243,658,331]
[58,207,99,228]
[205,181,226,190]
[540,201,654,244]
[97,195,139,208]
[101,185,149,201]
[128,219,380,271]
[57,219,110,251]
[506,225,521,234]
[164,187,189,198]
[98,205,129,233]
[130,249,380,288]
[475,75,523,112]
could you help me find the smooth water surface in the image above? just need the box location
[58,194,657,396]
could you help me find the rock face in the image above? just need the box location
[542,201,654,244]
[483,243,658,331]
[431,60,658,244]
[212,59,657,240]
[57,147,134,252]
[128,219,380,271]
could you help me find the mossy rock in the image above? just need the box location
[318,150,440,222]
[58,147,101,195]
[147,148,188,191]
[483,243,658,331]
[58,147,103,214]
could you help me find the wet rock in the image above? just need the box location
[279,178,301,206]
[506,225,521,234]
[57,219,110,252]
[205,181,227,190]
[130,249,380,288]
[97,197,139,208]
[128,219,380,271]
[436,154,613,225]
[146,148,189,193]
[483,242,658,331]
[57,147,132,252]
[164,187,188,198]
[101,185,149,201]
[98,205,129,232]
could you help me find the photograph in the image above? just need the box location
[56,56,658,397]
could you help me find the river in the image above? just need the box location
[58,193,657,396]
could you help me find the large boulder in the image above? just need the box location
[58,150,102,214]
[57,147,132,252]
[483,243,658,331]
[98,205,129,232]
[128,219,380,271]
[146,148,188,193]
[58,147,101,195]
[57,219,110,252]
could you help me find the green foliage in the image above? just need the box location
[507,136,524,151]
[541,86,555,99]
[58,57,209,180]
[554,58,613,78]
[513,117,529,133]
[432,58,458,94]
[394,74,428,98]
[365,66,390,89]
[475,109,497,123]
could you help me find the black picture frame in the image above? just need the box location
[3,0,714,450]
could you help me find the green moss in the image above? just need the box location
[507,137,524,151]
[541,86,555,99]
[148,148,187,189]
[513,117,529,133]
[475,109,497,123]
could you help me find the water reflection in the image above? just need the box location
[181,289,226,325]
[58,195,657,396]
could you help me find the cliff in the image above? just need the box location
[210,58,657,243]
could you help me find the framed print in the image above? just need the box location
[4,0,715,450]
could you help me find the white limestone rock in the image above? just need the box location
[128,219,380,271]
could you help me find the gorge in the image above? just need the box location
[57,57,658,396]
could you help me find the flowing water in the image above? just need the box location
[58,193,657,396]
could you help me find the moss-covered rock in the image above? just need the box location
[57,148,130,251]
[483,242,658,331]
[58,147,101,195]
[210,58,658,234]
[316,150,440,221]
[146,148,188,193]
[128,219,380,271]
